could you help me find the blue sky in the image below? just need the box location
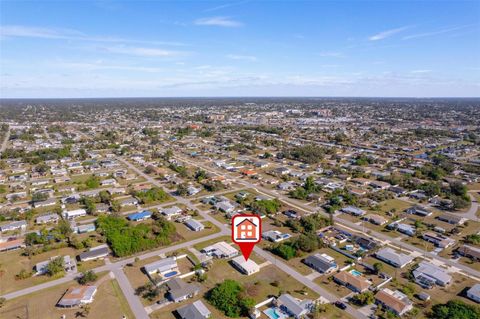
[0,0,479,98]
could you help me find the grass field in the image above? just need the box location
[0,274,134,319]
[0,247,79,295]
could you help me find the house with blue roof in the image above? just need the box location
[127,210,152,222]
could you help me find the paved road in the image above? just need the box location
[113,268,149,319]
[121,158,369,319]
[176,154,480,280]
[0,127,10,153]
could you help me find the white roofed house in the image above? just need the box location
[0,220,27,232]
[176,300,211,319]
[35,213,60,224]
[413,261,452,288]
[422,232,455,248]
[231,256,260,275]
[406,205,432,217]
[63,209,87,220]
[184,219,204,231]
[341,205,366,216]
[143,257,179,280]
[161,206,183,220]
[375,247,414,268]
[275,294,313,319]
[119,197,139,207]
[214,200,235,214]
[57,286,97,308]
[35,255,76,275]
[201,241,238,259]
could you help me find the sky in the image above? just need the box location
[0,0,479,98]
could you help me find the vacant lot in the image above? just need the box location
[0,274,134,319]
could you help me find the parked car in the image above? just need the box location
[334,301,347,310]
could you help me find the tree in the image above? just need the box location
[0,297,5,309]
[429,300,480,319]
[207,279,253,317]
[85,176,100,189]
[373,262,384,274]
[56,219,73,238]
[195,169,208,182]
[271,242,297,260]
[78,270,98,285]
[111,200,121,212]
[98,190,111,204]
[32,192,49,202]
[46,256,65,276]
[351,291,375,306]
[176,183,189,196]
[82,197,96,214]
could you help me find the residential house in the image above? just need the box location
[262,230,291,243]
[304,253,337,274]
[35,213,60,225]
[214,200,235,214]
[63,209,87,220]
[176,300,211,319]
[0,220,27,232]
[127,210,152,222]
[35,255,76,275]
[0,238,25,252]
[375,288,413,316]
[422,232,455,248]
[144,257,179,279]
[457,245,480,261]
[413,261,452,288]
[231,256,260,275]
[57,286,97,308]
[76,224,96,234]
[78,245,109,262]
[375,247,414,268]
[466,284,480,303]
[364,214,387,226]
[333,271,371,293]
[275,294,313,319]
[437,214,467,225]
[406,206,432,217]
[201,241,238,258]
[119,197,139,207]
[341,205,366,216]
[166,278,200,303]
[161,206,183,220]
[184,219,204,232]
[370,180,391,190]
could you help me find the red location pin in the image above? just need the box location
[232,214,262,261]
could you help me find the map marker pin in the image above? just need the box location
[232,214,262,261]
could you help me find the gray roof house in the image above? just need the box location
[0,220,27,232]
[176,300,211,319]
[35,213,60,224]
[184,219,204,232]
[413,261,452,288]
[375,247,414,268]
[276,294,313,319]
[467,283,480,303]
[303,253,337,274]
[78,245,109,262]
[166,278,200,303]
[341,205,366,216]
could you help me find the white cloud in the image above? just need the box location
[0,25,185,46]
[411,69,432,74]
[369,26,410,41]
[102,46,185,57]
[194,17,243,27]
[402,25,473,40]
[203,0,250,12]
[318,51,345,58]
[226,54,257,61]
[0,25,84,39]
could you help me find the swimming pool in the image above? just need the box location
[350,269,362,277]
[263,307,289,319]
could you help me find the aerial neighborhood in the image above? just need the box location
[0,98,479,319]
